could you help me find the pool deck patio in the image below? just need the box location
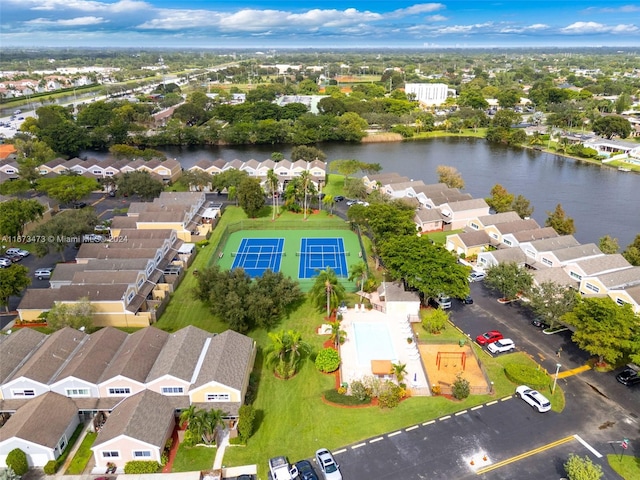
[338,307,431,396]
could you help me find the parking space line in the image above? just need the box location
[439,415,451,421]
[422,420,435,426]
[333,448,347,455]
[370,437,384,443]
[486,400,498,406]
[406,425,419,431]
[455,410,468,416]
[471,405,483,411]
[475,435,575,474]
[351,443,366,449]
[388,431,402,437]
[500,396,512,401]
[574,434,602,458]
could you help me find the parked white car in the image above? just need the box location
[487,338,516,354]
[315,448,342,480]
[6,248,30,257]
[468,271,486,282]
[515,385,551,413]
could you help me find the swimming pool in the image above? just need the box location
[352,322,398,367]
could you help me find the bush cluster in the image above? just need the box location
[504,364,549,389]
[6,449,28,476]
[323,389,370,406]
[237,404,256,443]
[452,374,471,400]
[123,461,161,474]
[315,348,341,373]
[43,460,58,475]
[377,381,404,409]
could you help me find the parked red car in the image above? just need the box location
[475,330,504,345]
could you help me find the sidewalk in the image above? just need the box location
[212,430,230,470]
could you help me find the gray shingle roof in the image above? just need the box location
[93,390,174,448]
[487,248,527,264]
[477,211,521,226]
[533,268,578,288]
[53,327,129,384]
[414,208,444,223]
[552,243,602,262]
[193,330,255,390]
[380,282,420,303]
[0,329,47,383]
[99,327,169,384]
[527,235,579,252]
[570,254,631,276]
[9,327,88,385]
[146,326,215,383]
[512,227,558,242]
[445,198,489,212]
[590,266,640,289]
[18,284,128,310]
[0,392,78,448]
[622,284,640,304]
[494,218,541,234]
[454,230,492,247]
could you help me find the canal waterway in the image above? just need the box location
[84,138,640,247]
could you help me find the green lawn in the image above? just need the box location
[425,229,463,245]
[156,205,565,478]
[65,432,97,475]
[608,454,640,479]
[171,444,217,473]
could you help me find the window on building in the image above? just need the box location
[585,283,600,293]
[102,451,120,458]
[541,257,553,267]
[127,291,135,302]
[137,278,145,288]
[66,388,90,397]
[161,386,184,394]
[133,451,151,458]
[12,389,35,397]
[525,249,536,258]
[108,387,131,395]
[569,271,582,280]
[503,239,512,246]
[206,393,230,402]
[616,298,626,306]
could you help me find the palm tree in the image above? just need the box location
[309,267,346,318]
[299,170,311,220]
[266,330,290,368]
[178,405,197,429]
[328,321,346,349]
[322,194,334,215]
[392,362,407,384]
[285,329,311,371]
[190,408,225,445]
[267,168,279,221]
[348,261,368,303]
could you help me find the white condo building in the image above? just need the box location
[405,83,451,106]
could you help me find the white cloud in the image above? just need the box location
[425,15,448,22]
[386,3,445,18]
[26,15,106,26]
[9,0,148,12]
[500,23,549,33]
[561,21,637,34]
[584,5,640,13]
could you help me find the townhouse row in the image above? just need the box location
[0,325,256,471]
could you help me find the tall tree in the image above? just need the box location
[328,320,347,349]
[485,262,533,301]
[180,169,213,192]
[31,209,100,261]
[37,174,99,204]
[527,281,577,328]
[436,165,465,189]
[0,265,31,312]
[622,234,640,266]
[486,184,515,213]
[290,145,326,162]
[237,177,265,218]
[265,329,310,379]
[598,235,619,254]
[44,297,95,330]
[0,199,45,238]
[309,267,346,318]
[378,235,470,301]
[116,171,164,200]
[562,297,640,366]
[299,170,312,220]
[266,168,279,220]
[545,204,576,235]
[348,261,368,303]
[511,194,534,219]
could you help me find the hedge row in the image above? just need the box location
[323,389,371,406]
[504,364,550,390]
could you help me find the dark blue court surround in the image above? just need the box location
[298,237,348,279]
[232,238,284,277]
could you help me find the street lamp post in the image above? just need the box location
[552,363,561,394]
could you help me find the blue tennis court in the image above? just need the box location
[298,237,349,279]
[232,238,285,277]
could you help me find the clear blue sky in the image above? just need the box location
[2,1,639,48]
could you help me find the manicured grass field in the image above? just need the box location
[158,205,565,477]
[608,454,640,479]
[171,444,217,473]
[65,431,97,474]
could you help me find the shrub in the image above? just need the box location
[504,364,549,389]
[182,429,199,447]
[363,277,378,293]
[237,404,256,443]
[6,449,28,476]
[377,381,403,409]
[452,374,471,400]
[315,348,340,373]
[323,389,370,406]
[349,380,371,402]
[124,461,161,474]
[43,460,57,475]
[421,308,448,334]
[228,437,244,445]
[564,453,603,480]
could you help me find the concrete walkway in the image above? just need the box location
[212,430,230,470]
[57,422,92,475]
